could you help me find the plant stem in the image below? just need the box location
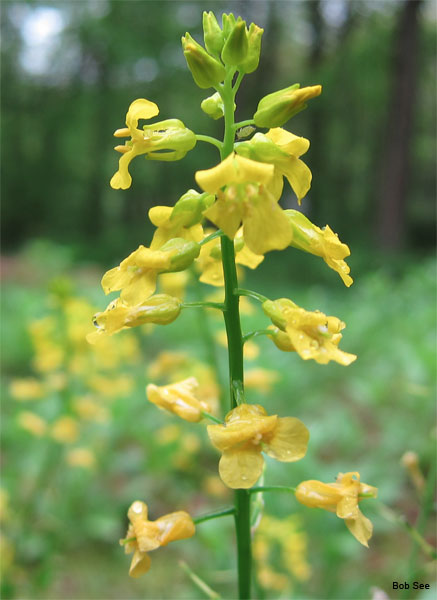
[242,329,273,343]
[193,507,236,525]
[182,301,224,310]
[217,69,252,600]
[249,485,297,494]
[196,134,223,151]
[199,229,224,246]
[236,288,269,303]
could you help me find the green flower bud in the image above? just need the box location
[201,92,236,120]
[203,11,224,56]
[239,23,263,73]
[221,18,249,66]
[171,190,215,227]
[262,298,297,330]
[161,238,201,272]
[144,119,196,161]
[254,84,322,128]
[182,32,226,89]
[222,13,237,38]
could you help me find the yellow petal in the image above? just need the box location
[219,447,264,489]
[126,98,159,131]
[101,266,132,295]
[155,511,195,545]
[120,271,157,305]
[129,549,151,577]
[295,480,342,510]
[207,414,277,451]
[242,191,292,254]
[204,197,243,241]
[195,153,274,194]
[281,156,312,204]
[266,128,310,157]
[345,512,373,547]
[336,495,360,520]
[264,417,309,462]
[110,150,136,190]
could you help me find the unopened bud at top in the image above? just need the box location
[254,84,322,128]
[203,11,224,56]
[182,32,226,89]
[221,17,249,66]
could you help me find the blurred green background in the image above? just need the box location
[1,1,436,599]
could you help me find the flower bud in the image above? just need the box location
[268,327,295,352]
[221,18,248,66]
[201,92,225,120]
[238,23,263,73]
[160,238,201,272]
[182,32,226,89]
[203,11,224,56]
[143,119,196,161]
[171,189,215,227]
[222,13,237,38]
[254,84,322,128]
[262,298,296,330]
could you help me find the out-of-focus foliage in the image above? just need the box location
[1,242,435,599]
[1,0,436,263]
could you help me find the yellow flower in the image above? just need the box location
[17,411,47,437]
[295,472,377,547]
[101,239,200,306]
[66,447,96,469]
[196,153,292,255]
[197,228,263,286]
[147,351,189,380]
[285,210,353,286]
[110,99,196,189]
[72,396,109,423]
[51,416,79,444]
[253,84,322,128]
[215,330,260,360]
[236,128,312,204]
[207,404,309,489]
[120,501,195,577]
[9,378,45,401]
[147,377,210,422]
[263,298,356,366]
[88,294,181,342]
[159,271,190,300]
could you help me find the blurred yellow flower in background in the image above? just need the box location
[9,378,45,401]
[17,411,47,437]
[51,416,79,444]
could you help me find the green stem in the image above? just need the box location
[193,507,235,525]
[182,301,224,310]
[199,229,224,246]
[242,329,272,343]
[233,119,255,130]
[196,134,223,151]
[236,288,269,303]
[201,411,223,425]
[219,67,252,600]
[249,485,297,494]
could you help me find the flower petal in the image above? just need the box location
[156,511,196,546]
[121,271,157,305]
[129,549,151,578]
[243,192,292,254]
[126,98,159,131]
[218,447,264,489]
[264,417,309,462]
[345,511,373,547]
[281,156,312,204]
[204,197,243,241]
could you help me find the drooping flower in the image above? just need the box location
[101,239,200,306]
[87,295,181,343]
[295,472,377,547]
[146,377,210,422]
[110,99,196,189]
[120,501,195,577]
[195,153,292,255]
[285,210,353,286]
[207,403,309,489]
[263,298,356,366]
[236,128,312,204]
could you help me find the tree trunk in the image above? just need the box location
[377,0,422,250]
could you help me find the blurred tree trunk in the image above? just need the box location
[377,0,422,250]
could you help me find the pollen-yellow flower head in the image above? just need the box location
[195,153,292,255]
[296,472,377,547]
[120,500,195,577]
[264,298,356,366]
[207,403,309,489]
[146,377,210,422]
